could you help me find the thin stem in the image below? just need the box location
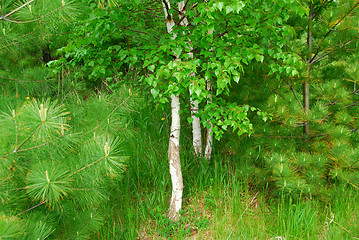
[289,84,304,111]
[16,200,47,215]
[2,0,34,19]
[67,156,106,178]
[2,124,42,159]
[16,135,64,153]
[2,3,65,24]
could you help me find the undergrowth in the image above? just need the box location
[1,82,358,239]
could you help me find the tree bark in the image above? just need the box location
[204,79,213,160]
[177,1,203,156]
[189,85,202,156]
[204,28,214,160]
[162,0,184,221]
[168,94,183,220]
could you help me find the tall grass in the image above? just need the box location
[92,93,359,239]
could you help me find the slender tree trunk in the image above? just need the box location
[168,94,183,220]
[303,2,313,136]
[162,0,183,221]
[204,79,213,160]
[204,29,214,160]
[178,1,202,156]
[189,85,202,156]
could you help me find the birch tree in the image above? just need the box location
[162,0,184,220]
[55,0,306,219]
[143,0,301,218]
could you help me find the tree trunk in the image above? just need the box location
[204,79,213,160]
[189,87,202,156]
[168,94,183,220]
[178,1,202,156]
[162,0,184,221]
[204,28,214,160]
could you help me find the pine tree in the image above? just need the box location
[231,0,359,197]
[0,86,138,238]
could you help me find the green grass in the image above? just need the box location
[92,94,359,240]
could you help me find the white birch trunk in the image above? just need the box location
[168,94,183,220]
[162,0,183,221]
[189,86,202,156]
[204,80,213,160]
[178,1,202,156]
[204,29,214,160]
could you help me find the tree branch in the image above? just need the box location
[1,3,65,24]
[1,0,34,19]
[287,82,304,111]
[322,2,359,40]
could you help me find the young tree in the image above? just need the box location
[52,0,302,219]
[0,89,137,238]
[232,0,359,197]
[143,0,301,217]
[161,0,184,221]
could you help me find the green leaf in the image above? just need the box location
[148,65,155,72]
[213,2,224,11]
[226,6,233,14]
[234,1,245,13]
[255,55,264,63]
[151,88,159,98]
[187,117,194,124]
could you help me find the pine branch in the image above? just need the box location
[270,89,287,101]
[286,82,304,111]
[67,156,106,178]
[311,37,359,64]
[310,3,359,64]
[322,2,359,41]
[312,0,334,19]
[344,101,359,108]
[2,3,66,24]
[251,134,303,139]
[16,200,47,216]
[0,0,35,19]
[16,134,65,153]
[1,124,42,159]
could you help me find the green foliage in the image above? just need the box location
[0,86,137,238]
[1,0,359,239]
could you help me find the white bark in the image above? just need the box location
[205,29,214,160]
[178,1,202,156]
[162,0,183,221]
[204,80,213,160]
[189,86,202,156]
[168,94,183,220]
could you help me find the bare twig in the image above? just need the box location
[67,156,106,178]
[16,200,47,215]
[286,82,304,111]
[1,0,34,19]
